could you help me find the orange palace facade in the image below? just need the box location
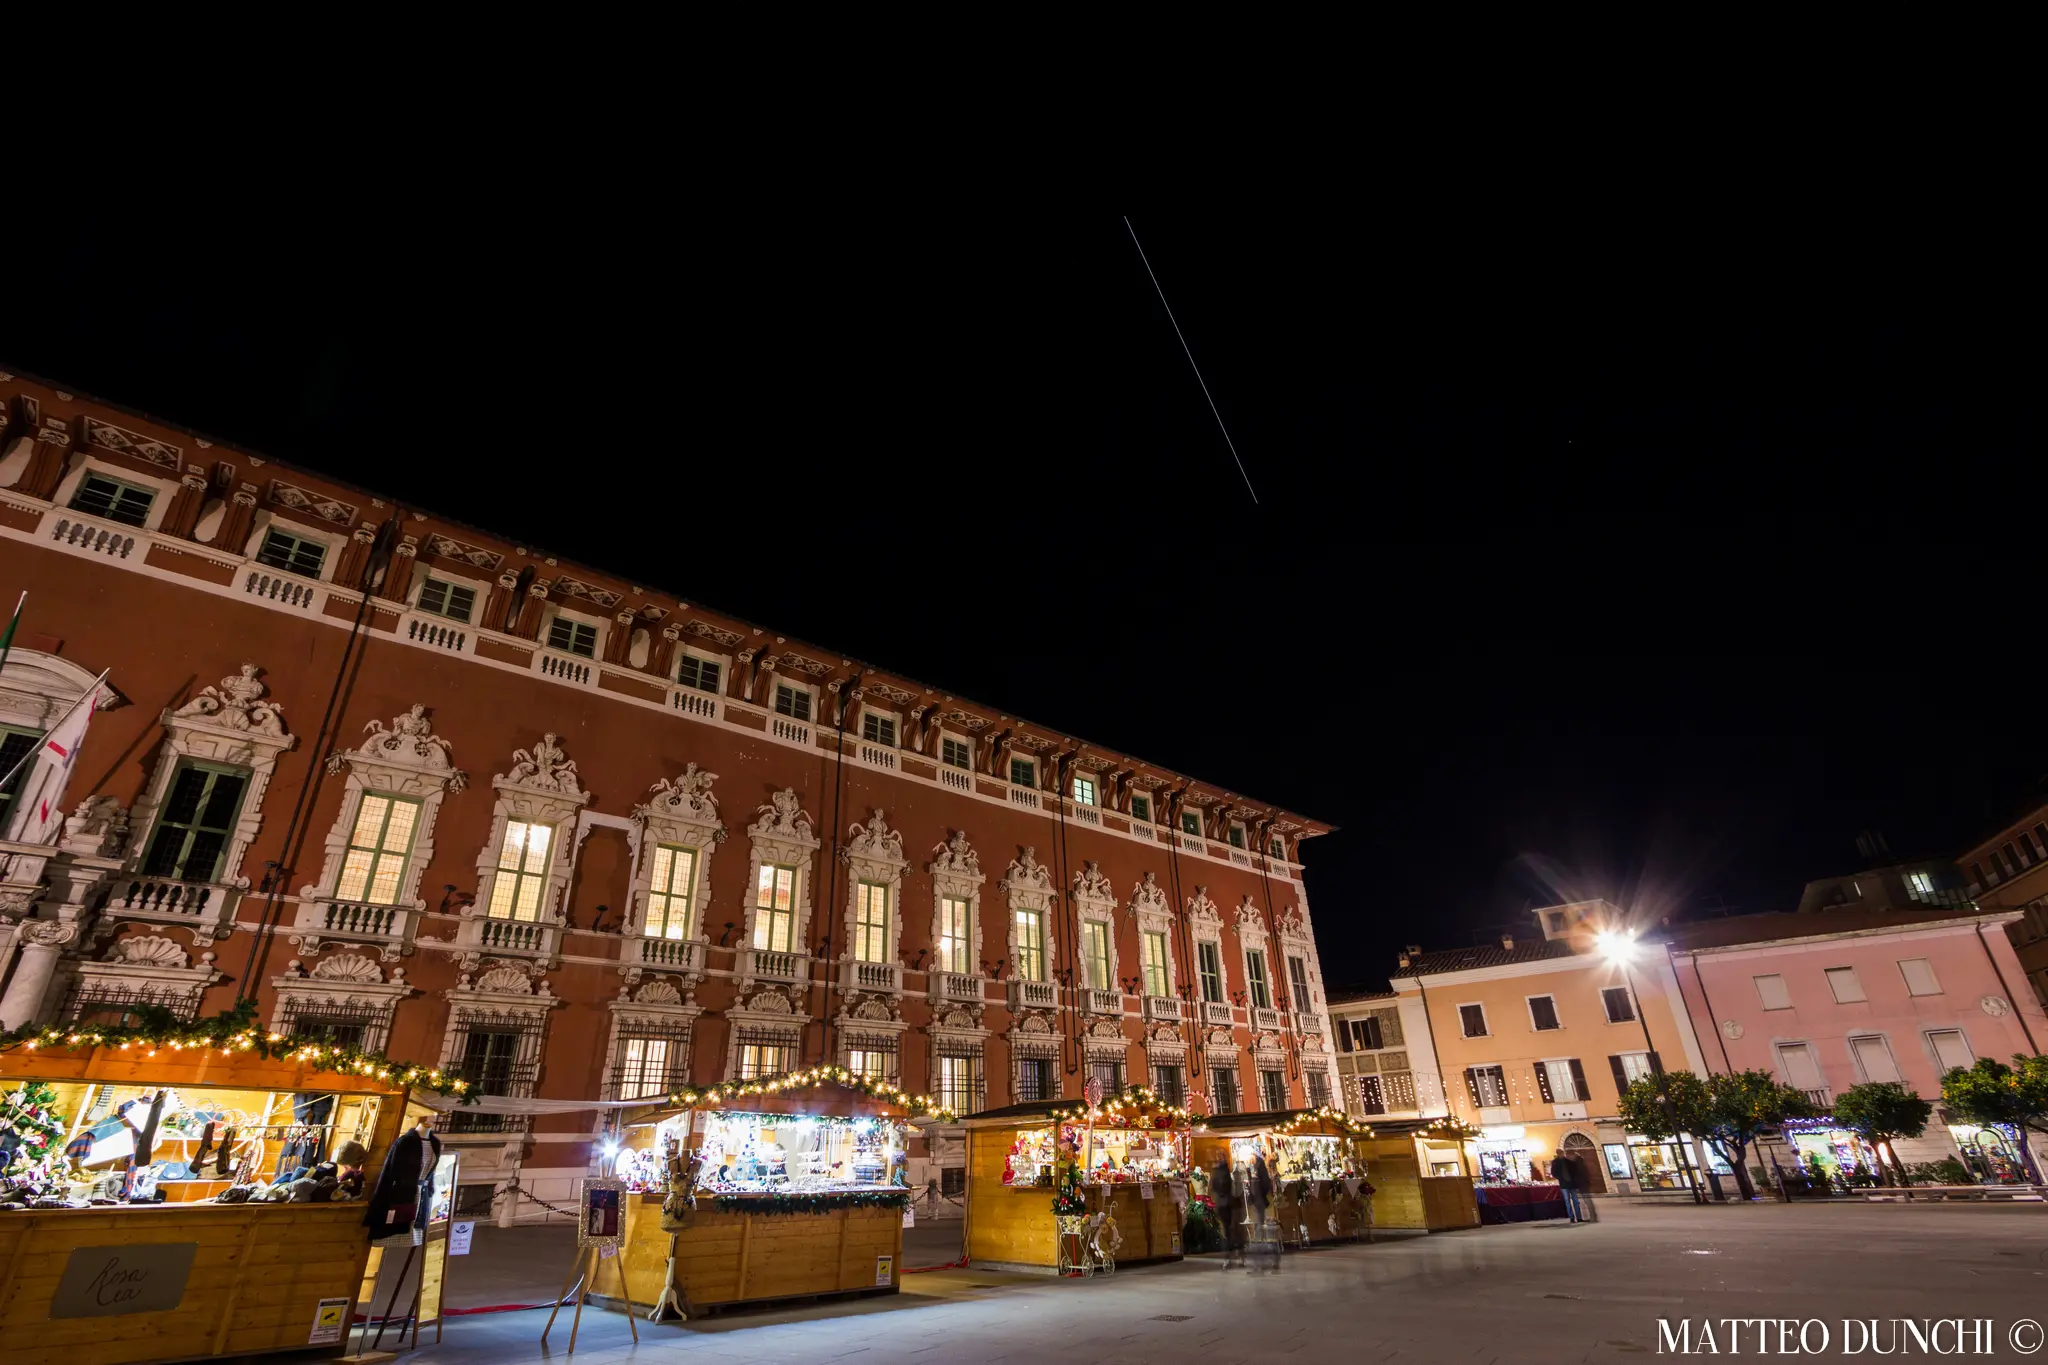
[0,371,1336,1219]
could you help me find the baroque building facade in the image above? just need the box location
[0,371,1336,1219]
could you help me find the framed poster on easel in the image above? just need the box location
[542,1175,639,1353]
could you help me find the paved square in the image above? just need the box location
[389,1200,2047,1364]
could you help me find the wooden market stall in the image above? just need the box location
[965,1088,1194,1275]
[1189,1108,1376,1247]
[1356,1117,1479,1231]
[607,1069,930,1316]
[0,1021,432,1365]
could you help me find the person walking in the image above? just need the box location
[1212,1155,1245,1267]
[1552,1149,1583,1223]
[1248,1152,1279,1271]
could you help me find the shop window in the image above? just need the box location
[1898,957,1942,996]
[1245,950,1272,1009]
[416,576,476,623]
[774,684,812,721]
[1464,1064,1508,1108]
[1211,1068,1241,1115]
[937,896,972,974]
[1601,985,1636,1023]
[1197,941,1225,1002]
[754,864,797,951]
[1017,1055,1056,1102]
[1141,931,1170,997]
[1287,955,1312,1009]
[1082,920,1112,991]
[1825,967,1866,1004]
[334,793,420,905]
[139,760,249,884]
[0,725,43,828]
[861,712,896,746]
[546,616,598,658]
[1009,756,1036,788]
[1926,1028,1974,1073]
[1356,1074,1386,1115]
[255,527,327,578]
[486,819,553,920]
[1014,908,1047,981]
[1130,794,1151,824]
[941,737,971,770]
[1152,1064,1185,1106]
[1602,1143,1633,1180]
[1849,1035,1901,1084]
[854,881,890,963]
[71,472,156,527]
[1071,776,1096,806]
[1458,1003,1489,1038]
[1305,1071,1332,1108]
[1537,1058,1587,1103]
[676,654,721,694]
[1088,1057,1125,1094]
[1528,995,1560,1031]
[1753,974,1793,1010]
[937,1049,984,1114]
[645,844,698,939]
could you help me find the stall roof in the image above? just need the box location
[962,1100,1075,1127]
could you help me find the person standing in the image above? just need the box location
[1552,1149,1583,1223]
[1212,1155,1245,1267]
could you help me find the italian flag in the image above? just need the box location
[10,682,98,843]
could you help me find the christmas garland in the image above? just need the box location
[711,1189,910,1216]
[1047,1082,1201,1129]
[0,1002,476,1103]
[670,1067,954,1121]
[1271,1106,1377,1138]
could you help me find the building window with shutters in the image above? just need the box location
[1287,955,1312,1009]
[1925,1028,1974,1074]
[486,819,553,920]
[1014,908,1047,981]
[1211,1067,1241,1115]
[1458,1003,1489,1038]
[255,526,328,578]
[676,653,721,695]
[140,760,250,883]
[545,614,599,658]
[1464,1064,1508,1109]
[1356,1074,1386,1114]
[1608,1051,1656,1096]
[1601,985,1636,1023]
[941,736,972,770]
[1774,1042,1826,1105]
[1008,756,1036,788]
[1897,957,1942,996]
[334,793,420,905]
[860,711,896,746]
[937,896,972,974]
[1753,974,1793,1010]
[774,683,813,722]
[1382,1070,1416,1110]
[1527,995,1561,1031]
[1825,967,1866,1003]
[1849,1034,1901,1084]
[1197,941,1225,1002]
[1259,1069,1288,1110]
[1534,1058,1588,1104]
[71,471,158,527]
[1129,794,1151,824]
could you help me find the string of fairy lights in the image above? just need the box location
[666,1066,955,1121]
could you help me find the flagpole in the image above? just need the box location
[0,590,25,679]
[0,667,110,799]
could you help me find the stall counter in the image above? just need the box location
[618,1192,902,1310]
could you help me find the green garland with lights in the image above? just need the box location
[1271,1106,1377,1138]
[0,1002,476,1103]
[1047,1083,1201,1129]
[670,1067,954,1121]
[711,1189,910,1216]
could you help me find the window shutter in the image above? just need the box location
[1337,1024,1352,1052]
[1533,1062,1554,1103]
[1650,1051,1663,1076]
[1608,1055,1629,1097]
[1567,1059,1589,1104]
[1463,1067,1482,1109]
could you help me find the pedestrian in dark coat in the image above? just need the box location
[1211,1156,1245,1267]
[1552,1150,1583,1222]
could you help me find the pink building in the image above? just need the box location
[1666,908,2048,1179]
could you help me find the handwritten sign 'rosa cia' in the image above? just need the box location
[50,1243,198,1318]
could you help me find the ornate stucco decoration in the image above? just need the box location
[927,830,985,977]
[1185,887,1222,928]
[742,790,819,966]
[839,809,907,971]
[468,733,593,941]
[304,706,467,931]
[1000,846,1060,976]
[626,764,725,955]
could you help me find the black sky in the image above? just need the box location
[4,203,2040,996]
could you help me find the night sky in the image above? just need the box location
[5,208,2039,996]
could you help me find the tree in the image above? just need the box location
[1703,1070,1814,1200]
[1940,1054,2048,1182]
[0,1080,70,1184]
[1831,1082,1932,1185]
[1617,1070,1716,1196]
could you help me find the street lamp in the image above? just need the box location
[1598,929,1707,1204]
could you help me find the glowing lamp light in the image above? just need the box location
[1595,928,1639,965]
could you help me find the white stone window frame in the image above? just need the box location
[1236,912,1276,1011]
[1071,870,1119,992]
[927,832,985,978]
[1129,881,1178,998]
[474,741,591,927]
[1276,909,1324,1012]
[1127,792,1153,825]
[437,967,563,1096]
[1000,852,1059,983]
[744,791,819,956]
[305,705,467,918]
[0,649,127,842]
[542,602,607,661]
[841,811,907,968]
[1008,1013,1063,1101]
[938,732,974,772]
[674,643,729,694]
[603,979,702,1099]
[1186,890,1226,1003]
[838,993,911,1077]
[53,456,180,533]
[1070,774,1099,807]
[126,665,299,896]
[405,561,490,622]
[63,932,223,1022]
[627,767,726,952]
[771,676,819,722]
[1006,753,1037,790]
[722,986,810,1080]
[243,509,345,584]
[269,951,415,1053]
[857,702,901,749]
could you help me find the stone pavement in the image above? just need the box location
[362,1200,2048,1364]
